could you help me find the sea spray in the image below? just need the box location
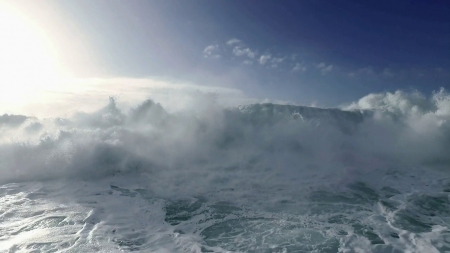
[0,90,449,252]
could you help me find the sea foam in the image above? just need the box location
[0,89,449,252]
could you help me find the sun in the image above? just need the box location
[0,3,63,105]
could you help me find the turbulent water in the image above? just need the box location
[1,90,450,252]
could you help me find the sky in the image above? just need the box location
[0,0,449,112]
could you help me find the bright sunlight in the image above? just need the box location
[0,3,62,105]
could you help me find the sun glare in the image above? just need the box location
[0,3,63,105]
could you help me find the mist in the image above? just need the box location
[1,88,449,200]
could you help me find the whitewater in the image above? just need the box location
[1,89,450,252]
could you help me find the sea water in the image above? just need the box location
[1,92,450,252]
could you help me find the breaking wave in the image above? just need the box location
[1,89,449,252]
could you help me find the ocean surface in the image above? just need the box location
[1,91,450,252]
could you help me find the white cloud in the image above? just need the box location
[16,77,262,118]
[349,67,375,78]
[259,54,271,65]
[271,57,284,64]
[316,62,333,75]
[359,67,375,75]
[292,63,306,72]
[343,90,437,116]
[321,65,333,75]
[348,66,398,79]
[203,44,218,54]
[203,44,221,59]
[269,57,285,68]
[316,62,326,69]
[243,60,253,65]
[233,47,257,58]
[226,38,241,46]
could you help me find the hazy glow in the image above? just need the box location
[0,3,63,105]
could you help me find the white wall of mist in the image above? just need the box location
[0,87,449,201]
[0,77,262,118]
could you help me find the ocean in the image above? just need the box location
[1,91,450,252]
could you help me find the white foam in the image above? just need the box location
[0,89,449,252]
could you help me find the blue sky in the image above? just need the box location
[11,0,450,107]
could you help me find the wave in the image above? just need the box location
[1,89,450,252]
[0,89,449,193]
